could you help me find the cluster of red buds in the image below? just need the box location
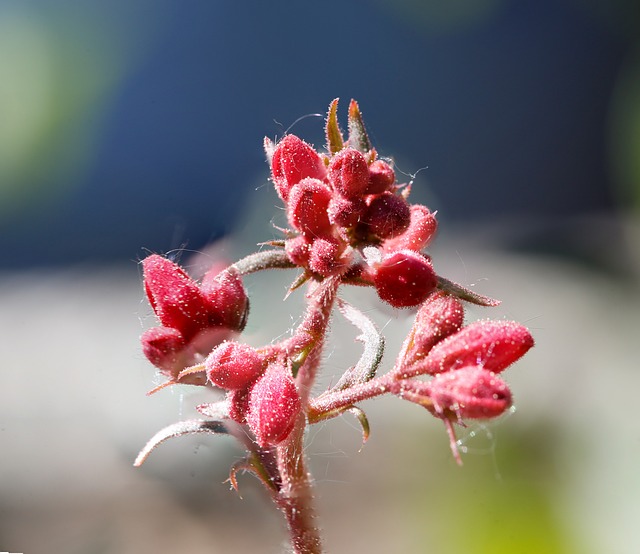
[134,100,534,554]
[265,99,438,308]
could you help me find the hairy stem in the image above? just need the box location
[308,374,434,423]
[231,249,295,275]
[276,415,323,554]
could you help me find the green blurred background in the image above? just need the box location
[0,1,639,553]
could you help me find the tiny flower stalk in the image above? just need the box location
[134,99,534,554]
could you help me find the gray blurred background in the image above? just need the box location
[1,1,639,553]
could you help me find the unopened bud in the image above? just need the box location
[205,341,266,390]
[143,254,212,340]
[287,178,333,238]
[227,387,251,424]
[422,319,534,375]
[308,237,350,277]
[328,147,370,198]
[364,192,411,240]
[366,159,395,195]
[403,291,464,366]
[328,195,366,228]
[247,363,302,447]
[383,204,437,253]
[285,235,312,266]
[201,268,249,332]
[270,135,326,202]
[141,326,186,372]
[373,250,438,308]
[427,366,512,419]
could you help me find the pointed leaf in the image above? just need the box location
[332,299,384,390]
[228,453,279,495]
[286,271,311,298]
[325,98,344,155]
[196,401,230,419]
[347,99,372,153]
[347,406,370,445]
[437,276,501,307]
[134,419,229,467]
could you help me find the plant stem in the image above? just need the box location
[276,415,323,554]
[272,276,341,553]
[307,374,436,424]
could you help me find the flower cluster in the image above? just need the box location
[140,254,248,386]
[135,99,534,554]
[265,100,438,309]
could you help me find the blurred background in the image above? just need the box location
[1,0,639,552]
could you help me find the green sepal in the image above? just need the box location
[325,98,344,155]
[437,276,501,307]
[347,99,372,153]
[347,406,370,445]
[229,452,279,494]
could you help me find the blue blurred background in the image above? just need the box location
[2,2,640,553]
[1,0,638,268]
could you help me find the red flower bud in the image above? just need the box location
[140,327,209,385]
[270,135,326,202]
[143,254,212,340]
[328,147,369,198]
[383,204,438,253]
[308,237,350,277]
[403,291,464,366]
[205,341,266,390]
[421,319,534,375]
[227,387,251,424]
[427,366,512,419]
[201,268,249,332]
[373,250,438,308]
[285,235,312,266]
[328,195,366,228]
[364,192,411,240]
[366,159,395,195]
[247,363,301,447]
[141,326,186,371]
[287,178,333,238]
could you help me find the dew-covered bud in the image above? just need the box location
[140,326,210,385]
[328,147,369,198]
[141,326,186,371]
[403,291,464,366]
[227,387,251,424]
[143,254,212,340]
[364,192,411,240]
[421,319,534,375]
[383,204,438,253]
[247,363,302,447]
[308,237,350,277]
[285,235,312,267]
[328,195,366,228]
[205,341,266,390]
[201,268,249,332]
[366,159,395,195]
[270,135,327,202]
[287,178,333,238]
[373,250,438,308]
[427,366,512,419]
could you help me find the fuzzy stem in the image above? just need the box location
[294,277,340,401]
[231,249,295,275]
[276,415,323,554]
[270,277,340,553]
[308,374,435,424]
